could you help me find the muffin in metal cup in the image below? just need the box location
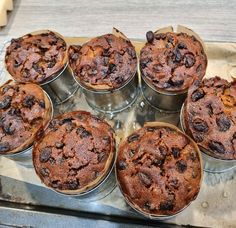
[180,76,236,173]
[5,30,79,104]
[116,122,203,219]
[0,80,53,166]
[33,111,116,199]
[68,28,138,114]
[140,26,207,112]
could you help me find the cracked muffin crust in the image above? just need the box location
[68,33,137,90]
[5,31,67,84]
[140,32,207,92]
[183,76,236,160]
[0,80,52,154]
[116,122,202,216]
[33,111,116,194]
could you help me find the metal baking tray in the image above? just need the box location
[0,37,236,227]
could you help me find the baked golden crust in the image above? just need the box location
[33,111,116,194]
[140,32,207,92]
[116,122,202,216]
[184,76,236,160]
[0,80,52,154]
[5,30,67,84]
[68,34,137,91]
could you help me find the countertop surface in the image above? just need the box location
[0,0,236,42]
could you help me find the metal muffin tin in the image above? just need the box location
[140,25,207,112]
[69,29,139,114]
[1,90,54,167]
[4,30,79,105]
[180,102,236,173]
[115,121,203,220]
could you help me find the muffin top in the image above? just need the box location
[116,123,202,216]
[0,80,52,154]
[5,31,67,84]
[68,34,137,90]
[140,32,207,92]
[33,111,116,194]
[184,76,236,160]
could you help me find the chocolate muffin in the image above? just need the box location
[0,80,52,154]
[68,33,137,90]
[183,76,236,160]
[116,122,202,217]
[5,30,67,84]
[33,111,116,194]
[140,31,207,92]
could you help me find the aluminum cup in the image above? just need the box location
[180,102,236,173]
[5,30,79,105]
[73,71,139,114]
[141,76,187,113]
[1,91,54,167]
[48,152,116,202]
[116,121,203,220]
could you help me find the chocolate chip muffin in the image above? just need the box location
[0,80,52,154]
[140,31,207,92]
[5,30,67,84]
[33,111,116,194]
[183,76,236,160]
[116,122,202,217]
[68,33,137,90]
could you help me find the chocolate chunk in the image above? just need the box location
[128,134,139,143]
[39,101,45,109]
[23,95,35,108]
[167,36,174,44]
[177,42,186,49]
[8,108,21,116]
[168,78,184,87]
[108,63,116,74]
[193,133,204,143]
[191,89,205,102]
[216,115,231,132]
[127,48,136,59]
[66,123,75,133]
[55,142,64,149]
[0,96,12,109]
[2,85,13,94]
[14,60,21,68]
[159,200,174,211]
[192,118,209,133]
[98,152,106,162]
[40,147,52,163]
[0,142,10,152]
[94,171,100,178]
[51,180,60,188]
[71,53,80,62]
[33,62,43,74]
[76,126,92,138]
[138,172,152,187]
[172,147,181,159]
[47,59,56,68]
[208,141,225,154]
[184,54,195,68]
[67,179,79,190]
[173,48,182,63]
[118,160,127,170]
[176,160,187,173]
[49,157,56,165]
[3,122,15,135]
[140,58,151,68]
[159,145,167,156]
[60,118,74,125]
[40,168,50,177]
[146,31,154,43]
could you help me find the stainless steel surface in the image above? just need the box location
[77,73,139,114]
[180,102,236,173]
[141,76,187,112]
[0,91,54,168]
[42,65,79,105]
